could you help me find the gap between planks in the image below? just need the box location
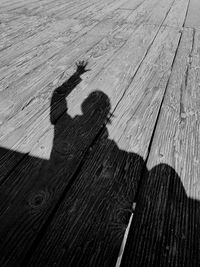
[0,1,191,266]
[117,0,192,265]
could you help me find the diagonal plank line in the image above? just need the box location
[21,0,178,264]
[132,0,191,204]
[119,0,192,265]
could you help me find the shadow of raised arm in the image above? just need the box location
[50,61,90,125]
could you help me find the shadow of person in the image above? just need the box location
[121,163,200,267]
[26,64,200,266]
[0,62,199,267]
[42,62,113,189]
[34,63,200,267]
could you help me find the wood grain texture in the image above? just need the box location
[26,25,182,267]
[0,22,163,266]
[163,0,190,28]
[0,0,173,265]
[0,1,161,184]
[0,0,172,129]
[1,1,154,129]
[121,27,200,267]
[185,0,200,29]
[0,0,197,266]
[0,0,173,183]
[0,0,172,185]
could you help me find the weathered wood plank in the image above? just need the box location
[0,0,116,65]
[0,0,138,101]
[0,0,41,10]
[142,0,173,26]
[119,0,146,9]
[163,0,190,28]
[0,1,188,266]
[0,0,173,140]
[0,8,131,122]
[121,27,200,267]
[0,9,135,180]
[0,0,89,49]
[0,0,140,81]
[0,0,168,180]
[0,0,85,13]
[0,0,170,116]
[0,20,172,266]
[26,25,182,267]
[185,0,200,29]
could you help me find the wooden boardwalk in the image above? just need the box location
[0,0,200,266]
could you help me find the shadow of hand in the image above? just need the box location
[75,60,90,75]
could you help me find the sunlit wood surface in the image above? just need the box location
[0,0,200,266]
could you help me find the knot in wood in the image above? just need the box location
[29,190,49,208]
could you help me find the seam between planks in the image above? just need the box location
[0,8,142,187]
[143,24,199,31]
[130,0,191,205]
[0,0,117,54]
[143,23,183,30]
[21,0,178,264]
[116,0,192,265]
[117,2,193,266]
[110,0,177,120]
[0,0,167,184]
[0,0,185,264]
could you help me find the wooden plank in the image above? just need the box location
[0,0,115,65]
[0,21,172,266]
[44,0,109,19]
[119,0,146,9]
[2,0,127,49]
[0,0,41,10]
[0,0,77,12]
[0,0,89,49]
[0,0,174,179]
[121,28,200,267]
[163,0,190,28]
[1,12,115,92]
[25,25,182,267]
[185,0,200,29]
[0,9,134,179]
[0,1,177,265]
[123,0,188,29]
[38,0,92,16]
[0,0,162,94]
[0,0,142,81]
[0,0,133,93]
[0,0,172,129]
[0,7,131,122]
[0,0,167,178]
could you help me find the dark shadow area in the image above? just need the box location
[0,62,199,267]
[121,163,200,267]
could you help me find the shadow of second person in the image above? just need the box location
[121,162,200,267]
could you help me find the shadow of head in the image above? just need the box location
[140,163,191,217]
[81,90,113,124]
